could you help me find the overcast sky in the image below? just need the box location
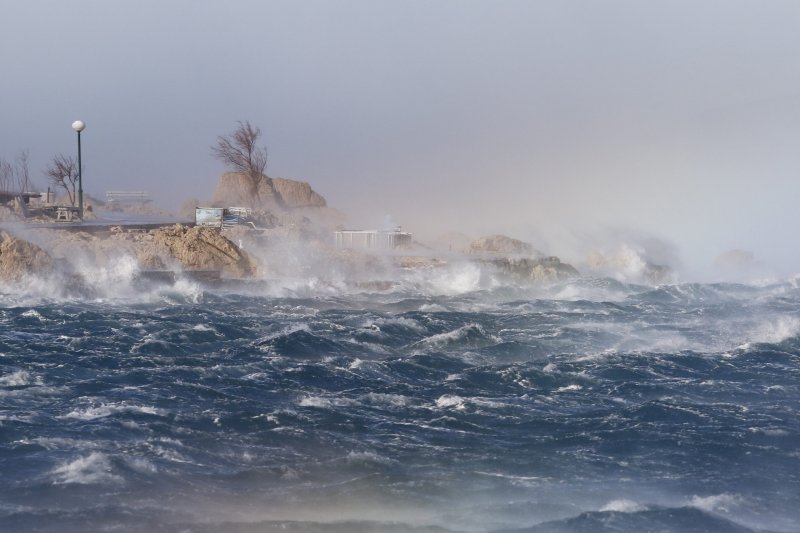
[3,1,800,274]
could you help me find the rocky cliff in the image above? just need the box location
[148,224,258,278]
[0,231,53,281]
[488,257,579,282]
[468,234,544,257]
[467,234,578,282]
[1,224,259,283]
[211,172,326,210]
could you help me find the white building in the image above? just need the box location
[334,229,412,250]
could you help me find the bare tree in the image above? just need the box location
[0,150,33,194]
[14,149,30,193]
[45,154,79,205]
[211,121,268,201]
[0,158,12,193]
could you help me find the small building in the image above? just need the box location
[334,229,412,250]
[195,207,253,229]
[195,207,224,228]
[0,191,43,205]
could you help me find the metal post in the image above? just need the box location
[72,120,85,220]
[77,130,83,219]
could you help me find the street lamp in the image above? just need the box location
[71,120,85,219]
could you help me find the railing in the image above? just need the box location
[106,191,151,203]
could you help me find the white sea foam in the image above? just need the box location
[86,255,140,290]
[298,395,356,408]
[746,316,800,344]
[52,452,123,485]
[149,445,191,463]
[413,323,496,350]
[689,493,740,513]
[556,384,582,392]
[418,303,449,312]
[361,393,411,407]
[21,309,45,320]
[364,316,425,332]
[600,499,646,513]
[748,427,789,437]
[0,370,37,387]
[474,471,545,487]
[421,262,485,296]
[345,450,393,465]
[0,384,66,399]
[167,277,205,303]
[62,402,166,420]
[125,456,158,474]
[435,394,466,410]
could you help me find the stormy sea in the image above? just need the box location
[1,269,799,532]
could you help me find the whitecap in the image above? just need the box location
[600,499,646,513]
[361,393,410,407]
[125,456,158,474]
[435,394,466,410]
[0,370,36,387]
[21,309,45,320]
[298,395,356,408]
[689,493,740,513]
[746,316,800,344]
[345,450,393,465]
[52,452,123,485]
[412,323,497,350]
[62,402,166,420]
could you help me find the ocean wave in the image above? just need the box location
[51,452,123,485]
[0,369,39,387]
[408,323,499,352]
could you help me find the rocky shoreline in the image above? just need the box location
[0,172,678,290]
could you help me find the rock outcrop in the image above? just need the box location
[5,224,260,281]
[272,178,327,208]
[714,249,756,270]
[489,257,579,282]
[211,172,326,210]
[712,249,769,280]
[468,234,543,257]
[149,224,258,278]
[586,250,673,284]
[0,231,53,281]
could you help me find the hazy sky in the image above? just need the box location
[3,1,800,274]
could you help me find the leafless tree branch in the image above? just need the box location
[45,154,79,206]
[211,121,268,202]
[0,158,12,193]
[14,149,30,193]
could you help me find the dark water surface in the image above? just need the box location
[1,277,798,532]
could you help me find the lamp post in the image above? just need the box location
[71,120,85,219]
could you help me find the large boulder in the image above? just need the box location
[212,172,326,210]
[150,224,258,278]
[489,257,579,282]
[714,249,756,269]
[468,234,542,257]
[272,177,327,208]
[0,231,54,281]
